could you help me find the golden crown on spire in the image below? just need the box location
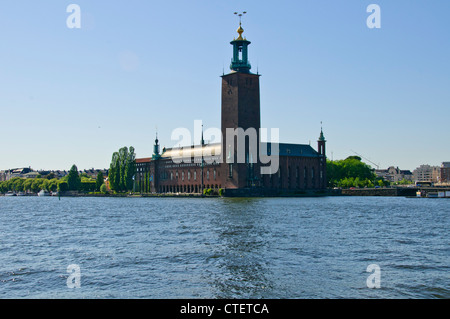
[234,11,247,40]
[236,24,244,40]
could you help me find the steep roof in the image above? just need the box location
[262,142,320,157]
[135,142,321,163]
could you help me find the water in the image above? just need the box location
[0,196,448,299]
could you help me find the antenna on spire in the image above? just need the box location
[234,11,247,25]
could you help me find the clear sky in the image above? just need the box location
[1,0,449,171]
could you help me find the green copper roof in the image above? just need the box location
[318,129,326,142]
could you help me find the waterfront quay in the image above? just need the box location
[341,186,450,197]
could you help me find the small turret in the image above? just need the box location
[152,133,161,160]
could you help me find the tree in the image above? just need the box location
[0,181,6,193]
[125,147,136,191]
[100,184,108,194]
[96,171,104,191]
[31,179,44,193]
[48,179,58,192]
[23,179,33,193]
[109,146,136,192]
[58,181,69,192]
[67,165,81,191]
[109,151,121,191]
[327,156,378,188]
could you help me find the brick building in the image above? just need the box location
[135,23,327,195]
[441,162,450,183]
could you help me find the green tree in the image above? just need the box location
[125,146,136,191]
[109,152,121,191]
[67,165,81,191]
[109,146,136,192]
[23,179,33,193]
[96,171,104,191]
[31,179,44,193]
[0,181,6,193]
[11,178,24,192]
[327,156,378,188]
[48,179,58,192]
[100,183,108,194]
[58,181,69,192]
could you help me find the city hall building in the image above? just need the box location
[135,23,327,196]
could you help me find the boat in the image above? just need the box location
[5,192,16,196]
[17,192,26,196]
[38,190,50,197]
[427,192,438,198]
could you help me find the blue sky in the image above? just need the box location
[1,1,449,171]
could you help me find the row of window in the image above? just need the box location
[167,169,218,181]
[265,166,324,188]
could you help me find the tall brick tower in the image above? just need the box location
[318,127,327,189]
[221,21,261,189]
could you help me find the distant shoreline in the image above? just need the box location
[2,187,449,198]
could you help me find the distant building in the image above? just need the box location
[0,167,33,181]
[375,166,413,183]
[413,165,440,184]
[23,172,41,179]
[0,168,106,181]
[80,169,108,179]
[441,162,450,183]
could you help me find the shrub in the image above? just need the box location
[100,184,108,194]
[79,181,96,192]
[58,181,69,192]
[203,188,213,196]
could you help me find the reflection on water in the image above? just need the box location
[0,196,448,298]
[208,198,271,298]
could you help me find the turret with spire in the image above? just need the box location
[318,123,326,156]
[230,12,252,73]
[152,132,161,160]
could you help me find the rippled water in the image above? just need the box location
[0,196,448,299]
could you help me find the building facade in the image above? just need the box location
[413,164,440,184]
[441,162,450,183]
[375,166,413,183]
[135,23,326,195]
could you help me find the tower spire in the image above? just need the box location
[152,130,160,159]
[318,121,326,142]
[230,11,251,73]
